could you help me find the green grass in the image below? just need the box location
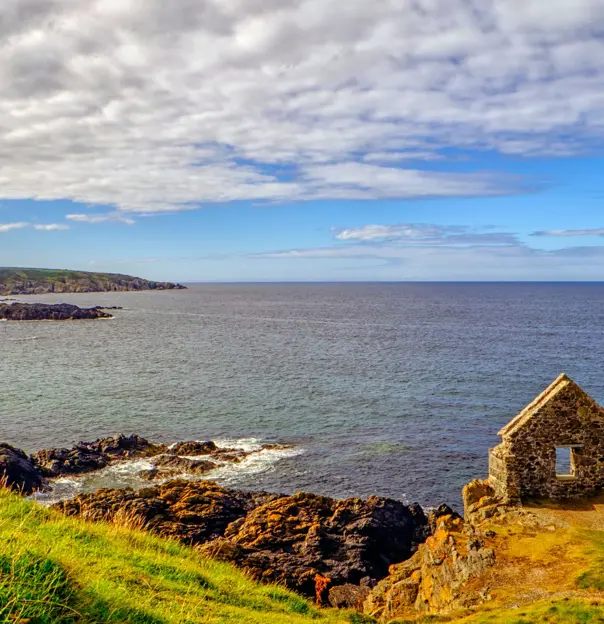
[0,489,359,624]
[456,599,604,623]
[0,267,135,282]
[578,531,604,591]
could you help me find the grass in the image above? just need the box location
[578,531,604,591]
[0,267,145,295]
[0,489,359,624]
[455,599,604,623]
[0,268,134,281]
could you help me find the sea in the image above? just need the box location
[2,282,604,511]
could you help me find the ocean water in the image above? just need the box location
[2,282,604,510]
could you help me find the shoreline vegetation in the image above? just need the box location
[2,435,604,622]
[0,267,186,295]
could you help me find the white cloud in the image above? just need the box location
[0,222,29,232]
[249,243,604,280]
[33,223,70,230]
[532,228,604,237]
[336,224,444,241]
[66,212,136,225]
[333,223,520,245]
[0,222,70,232]
[0,0,602,212]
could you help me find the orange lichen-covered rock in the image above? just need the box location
[363,513,495,622]
[200,491,428,597]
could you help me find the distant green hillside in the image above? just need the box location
[0,268,185,295]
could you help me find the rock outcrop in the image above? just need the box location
[0,434,279,491]
[0,444,47,494]
[55,480,280,544]
[32,434,163,477]
[0,302,114,321]
[362,481,513,621]
[200,492,428,596]
[53,478,428,598]
[363,510,496,621]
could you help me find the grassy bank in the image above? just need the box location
[2,488,604,624]
[0,489,360,624]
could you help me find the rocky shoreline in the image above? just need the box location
[0,267,187,295]
[0,302,115,321]
[0,433,445,605]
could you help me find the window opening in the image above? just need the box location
[556,447,574,477]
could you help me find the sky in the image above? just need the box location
[1,0,604,282]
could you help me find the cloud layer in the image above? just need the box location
[1,0,603,213]
[66,212,136,225]
[532,228,604,237]
[334,223,519,245]
[0,222,69,232]
[249,220,604,280]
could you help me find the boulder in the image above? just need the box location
[328,584,371,609]
[153,454,216,475]
[168,441,218,456]
[0,444,46,494]
[32,434,164,477]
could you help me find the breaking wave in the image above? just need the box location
[32,439,303,505]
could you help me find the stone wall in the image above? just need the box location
[488,374,604,503]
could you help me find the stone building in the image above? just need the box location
[489,374,604,503]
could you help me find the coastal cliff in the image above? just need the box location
[2,436,604,623]
[0,267,186,295]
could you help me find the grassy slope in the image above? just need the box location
[0,490,361,624]
[0,267,139,285]
[2,489,604,624]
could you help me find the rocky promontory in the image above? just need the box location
[0,302,114,321]
[0,267,186,295]
[56,481,428,598]
[1,433,430,602]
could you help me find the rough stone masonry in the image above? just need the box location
[489,373,604,503]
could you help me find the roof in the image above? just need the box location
[498,373,599,438]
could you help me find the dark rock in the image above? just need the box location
[0,444,46,494]
[168,441,218,456]
[32,434,164,477]
[329,584,371,609]
[0,302,113,321]
[153,454,216,475]
[167,441,248,464]
[54,480,279,544]
[199,491,428,596]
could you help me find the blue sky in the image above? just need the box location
[1,0,604,281]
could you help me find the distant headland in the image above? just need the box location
[0,267,187,295]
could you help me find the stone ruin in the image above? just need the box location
[489,373,604,503]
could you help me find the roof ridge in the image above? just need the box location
[498,373,578,437]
